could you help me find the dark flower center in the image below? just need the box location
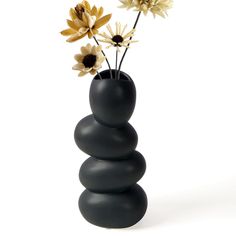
[83,54,97,68]
[112,35,124,46]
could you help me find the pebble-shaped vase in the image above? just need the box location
[74,70,148,228]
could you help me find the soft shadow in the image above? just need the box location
[129,179,236,229]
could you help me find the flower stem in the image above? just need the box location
[93,36,113,79]
[115,47,119,80]
[118,11,141,79]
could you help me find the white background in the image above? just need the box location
[0,0,236,235]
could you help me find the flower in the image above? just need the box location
[119,0,134,9]
[73,44,105,76]
[98,22,136,48]
[119,0,173,17]
[61,1,112,42]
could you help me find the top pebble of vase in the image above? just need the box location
[89,70,136,127]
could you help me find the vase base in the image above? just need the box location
[79,184,148,228]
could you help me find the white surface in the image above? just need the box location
[0,0,236,235]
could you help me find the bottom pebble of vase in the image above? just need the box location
[79,184,148,228]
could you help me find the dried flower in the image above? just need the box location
[98,22,136,48]
[61,1,112,42]
[119,0,173,17]
[119,0,134,9]
[73,44,105,76]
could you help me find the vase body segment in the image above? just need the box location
[75,70,147,228]
[89,70,136,127]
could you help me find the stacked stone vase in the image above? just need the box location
[74,70,147,228]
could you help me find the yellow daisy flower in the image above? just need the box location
[61,1,112,42]
[73,44,105,76]
[98,22,136,48]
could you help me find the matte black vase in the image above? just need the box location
[74,70,147,228]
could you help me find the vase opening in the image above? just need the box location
[94,69,131,81]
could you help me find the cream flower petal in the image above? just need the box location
[85,12,96,28]
[66,20,79,30]
[74,54,84,62]
[66,32,86,42]
[94,14,112,29]
[91,46,97,55]
[78,27,89,35]
[106,44,113,49]
[99,32,111,39]
[123,30,135,39]
[84,67,93,72]
[96,55,105,64]
[81,44,92,54]
[93,64,102,70]
[79,71,88,76]
[81,12,88,25]
[115,22,119,35]
[61,28,77,36]
[96,58,105,66]
[83,0,91,11]
[125,39,138,43]
[121,24,127,35]
[152,7,166,18]
[73,63,85,70]
[69,8,78,21]
[74,18,87,27]
[87,31,94,38]
[106,24,114,37]
[91,29,99,35]
[95,45,102,53]
[90,69,97,75]
[119,0,134,9]
[97,7,104,19]
[98,39,113,44]
[91,6,98,16]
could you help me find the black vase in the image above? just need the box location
[74,70,148,228]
